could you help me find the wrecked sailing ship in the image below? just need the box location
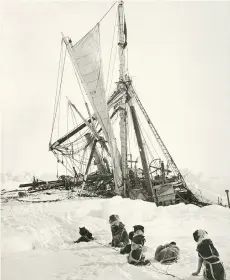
[48,1,205,207]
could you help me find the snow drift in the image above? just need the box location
[1,196,230,280]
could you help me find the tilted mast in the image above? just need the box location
[129,99,155,199]
[48,2,203,206]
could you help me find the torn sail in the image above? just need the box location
[71,24,123,193]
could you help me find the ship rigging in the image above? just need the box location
[49,1,202,206]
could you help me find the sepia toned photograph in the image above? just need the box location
[1,0,230,279]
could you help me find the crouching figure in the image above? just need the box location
[127,225,150,266]
[109,214,129,248]
[192,230,226,280]
[154,241,180,264]
[74,227,94,243]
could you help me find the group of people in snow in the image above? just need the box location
[74,215,226,280]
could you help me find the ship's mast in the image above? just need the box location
[117,0,128,195]
[117,1,154,200]
[129,99,155,199]
[118,1,126,80]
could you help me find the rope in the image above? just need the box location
[50,40,66,143]
[149,263,184,280]
[77,236,184,279]
[76,235,120,252]
[92,239,120,252]
[98,1,117,24]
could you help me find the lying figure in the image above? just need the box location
[192,229,226,280]
[74,227,94,243]
[127,225,150,266]
[154,241,180,264]
[109,214,129,248]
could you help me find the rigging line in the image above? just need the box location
[105,8,118,95]
[50,40,65,143]
[131,84,162,160]
[57,46,67,139]
[136,107,159,160]
[65,157,75,176]
[98,1,118,25]
[66,101,70,145]
[68,113,83,162]
[58,154,73,175]
[73,1,117,49]
[67,105,76,168]
[69,104,86,146]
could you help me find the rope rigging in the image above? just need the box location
[50,2,121,178]
[50,40,67,144]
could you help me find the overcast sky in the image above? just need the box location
[1,0,230,181]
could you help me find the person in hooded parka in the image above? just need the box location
[192,230,226,280]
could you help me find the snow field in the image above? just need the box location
[1,196,230,280]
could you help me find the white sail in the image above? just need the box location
[71,24,123,193]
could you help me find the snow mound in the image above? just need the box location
[1,197,230,280]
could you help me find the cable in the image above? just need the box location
[50,40,66,143]
[98,1,117,24]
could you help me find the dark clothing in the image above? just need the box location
[197,239,226,280]
[120,244,131,254]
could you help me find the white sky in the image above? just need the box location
[1,0,230,180]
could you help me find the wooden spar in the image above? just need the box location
[85,139,97,175]
[129,103,154,199]
[117,0,128,196]
[84,133,106,174]
[81,139,97,191]
[68,101,99,138]
[50,108,120,151]
[225,190,230,208]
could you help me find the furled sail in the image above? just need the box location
[70,24,123,193]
